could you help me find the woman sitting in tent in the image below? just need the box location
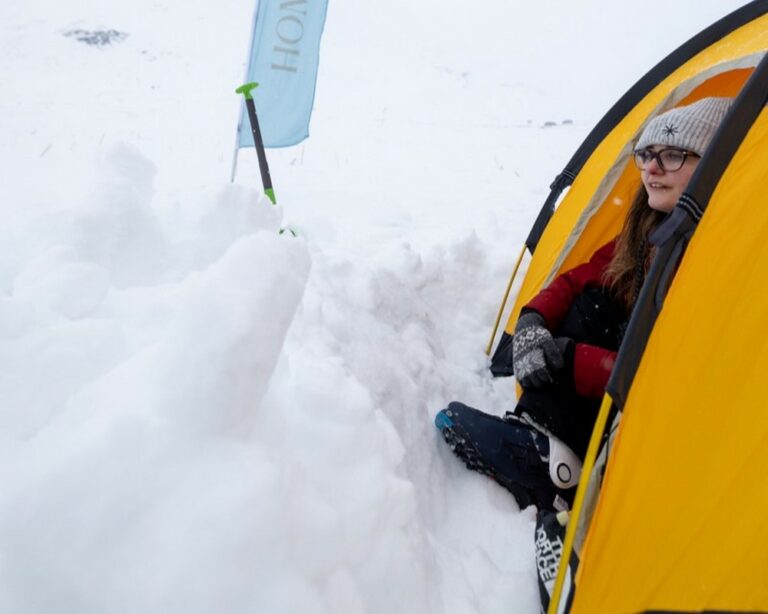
[435,97,733,512]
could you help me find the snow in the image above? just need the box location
[0,1,742,612]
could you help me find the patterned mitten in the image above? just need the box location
[512,312,564,389]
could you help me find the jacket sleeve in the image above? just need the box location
[573,343,617,398]
[523,240,616,331]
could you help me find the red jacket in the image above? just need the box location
[524,240,618,398]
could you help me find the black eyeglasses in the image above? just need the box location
[633,147,700,172]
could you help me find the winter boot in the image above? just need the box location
[435,401,576,511]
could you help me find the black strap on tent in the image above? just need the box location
[606,51,768,410]
[524,171,575,251]
[524,0,768,254]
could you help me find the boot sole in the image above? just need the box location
[436,409,538,509]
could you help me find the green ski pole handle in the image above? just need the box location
[236,82,276,204]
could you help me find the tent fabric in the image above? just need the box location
[524,0,768,255]
[569,100,768,614]
[501,7,768,341]
[607,52,768,409]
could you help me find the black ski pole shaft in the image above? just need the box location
[236,82,276,204]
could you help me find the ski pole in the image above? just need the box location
[236,82,276,204]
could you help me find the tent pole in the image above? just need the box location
[547,394,615,614]
[485,244,527,356]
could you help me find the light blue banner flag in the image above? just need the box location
[236,0,329,148]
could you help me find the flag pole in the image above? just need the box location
[229,126,240,183]
[235,82,277,204]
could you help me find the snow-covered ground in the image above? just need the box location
[0,1,742,612]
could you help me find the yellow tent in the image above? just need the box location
[489,1,768,376]
[485,2,768,612]
[571,93,768,612]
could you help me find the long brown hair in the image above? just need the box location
[603,185,667,312]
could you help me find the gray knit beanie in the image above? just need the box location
[636,97,734,156]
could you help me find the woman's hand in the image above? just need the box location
[512,312,565,389]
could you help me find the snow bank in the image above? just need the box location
[0,144,312,613]
[0,140,539,613]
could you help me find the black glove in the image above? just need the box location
[512,312,565,389]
